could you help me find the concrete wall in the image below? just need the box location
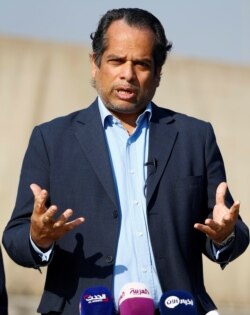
[0,36,249,307]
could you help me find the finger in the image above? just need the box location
[194,226,218,242]
[215,182,227,206]
[30,184,48,214]
[194,223,211,235]
[64,217,85,231]
[230,200,240,216]
[223,200,240,219]
[42,205,58,224]
[30,183,43,197]
[53,209,73,228]
[194,221,220,239]
[204,218,222,232]
[34,190,48,214]
[53,216,85,229]
[222,201,240,224]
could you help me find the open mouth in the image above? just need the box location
[115,87,136,100]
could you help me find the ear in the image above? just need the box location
[154,67,162,87]
[90,53,98,78]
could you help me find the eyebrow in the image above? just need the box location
[106,54,124,60]
[106,54,153,64]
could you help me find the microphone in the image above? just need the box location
[159,290,197,315]
[144,158,158,196]
[118,282,155,315]
[79,286,116,315]
[144,158,157,169]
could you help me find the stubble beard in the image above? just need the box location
[91,69,159,115]
[92,78,143,115]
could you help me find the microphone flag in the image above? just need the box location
[118,282,155,315]
[159,290,197,315]
[79,286,116,315]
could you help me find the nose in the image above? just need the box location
[119,61,135,81]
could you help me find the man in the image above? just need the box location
[2,8,249,315]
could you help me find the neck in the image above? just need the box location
[111,111,139,135]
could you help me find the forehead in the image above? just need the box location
[104,20,155,56]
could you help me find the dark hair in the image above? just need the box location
[90,8,172,69]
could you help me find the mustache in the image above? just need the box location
[112,83,139,92]
[91,79,140,96]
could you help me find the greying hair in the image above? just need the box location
[90,8,172,69]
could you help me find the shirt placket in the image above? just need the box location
[127,129,154,289]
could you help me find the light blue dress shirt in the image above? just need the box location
[98,98,162,309]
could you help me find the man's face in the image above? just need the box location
[91,20,161,118]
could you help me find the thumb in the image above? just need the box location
[216,182,227,206]
[30,183,42,197]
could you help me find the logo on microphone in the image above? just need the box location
[83,294,109,303]
[164,295,194,309]
[129,287,150,296]
[118,285,151,303]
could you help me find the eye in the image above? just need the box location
[136,61,151,70]
[108,58,123,65]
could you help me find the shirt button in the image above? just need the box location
[105,255,113,263]
[138,232,143,237]
[129,169,135,174]
[133,200,139,206]
[142,268,147,273]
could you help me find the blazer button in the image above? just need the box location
[113,210,118,219]
[106,255,113,263]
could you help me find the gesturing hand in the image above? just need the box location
[194,182,239,244]
[30,183,85,249]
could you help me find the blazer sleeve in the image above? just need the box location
[203,123,249,267]
[2,126,52,269]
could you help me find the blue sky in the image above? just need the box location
[0,0,250,65]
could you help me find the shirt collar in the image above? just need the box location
[97,96,152,128]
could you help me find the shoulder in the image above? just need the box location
[41,103,96,128]
[26,101,99,149]
[152,103,212,130]
[39,109,82,131]
[151,103,217,145]
[34,100,98,135]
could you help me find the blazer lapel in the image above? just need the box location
[72,101,178,209]
[73,101,118,207]
[146,104,178,206]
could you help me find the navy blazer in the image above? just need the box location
[0,247,8,315]
[3,100,249,315]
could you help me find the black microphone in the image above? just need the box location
[144,158,158,196]
[144,158,157,169]
[159,290,197,315]
[79,286,116,315]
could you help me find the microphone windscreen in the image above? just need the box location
[159,290,197,315]
[118,282,155,315]
[79,286,115,315]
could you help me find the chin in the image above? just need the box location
[109,101,143,113]
[112,106,141,115]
